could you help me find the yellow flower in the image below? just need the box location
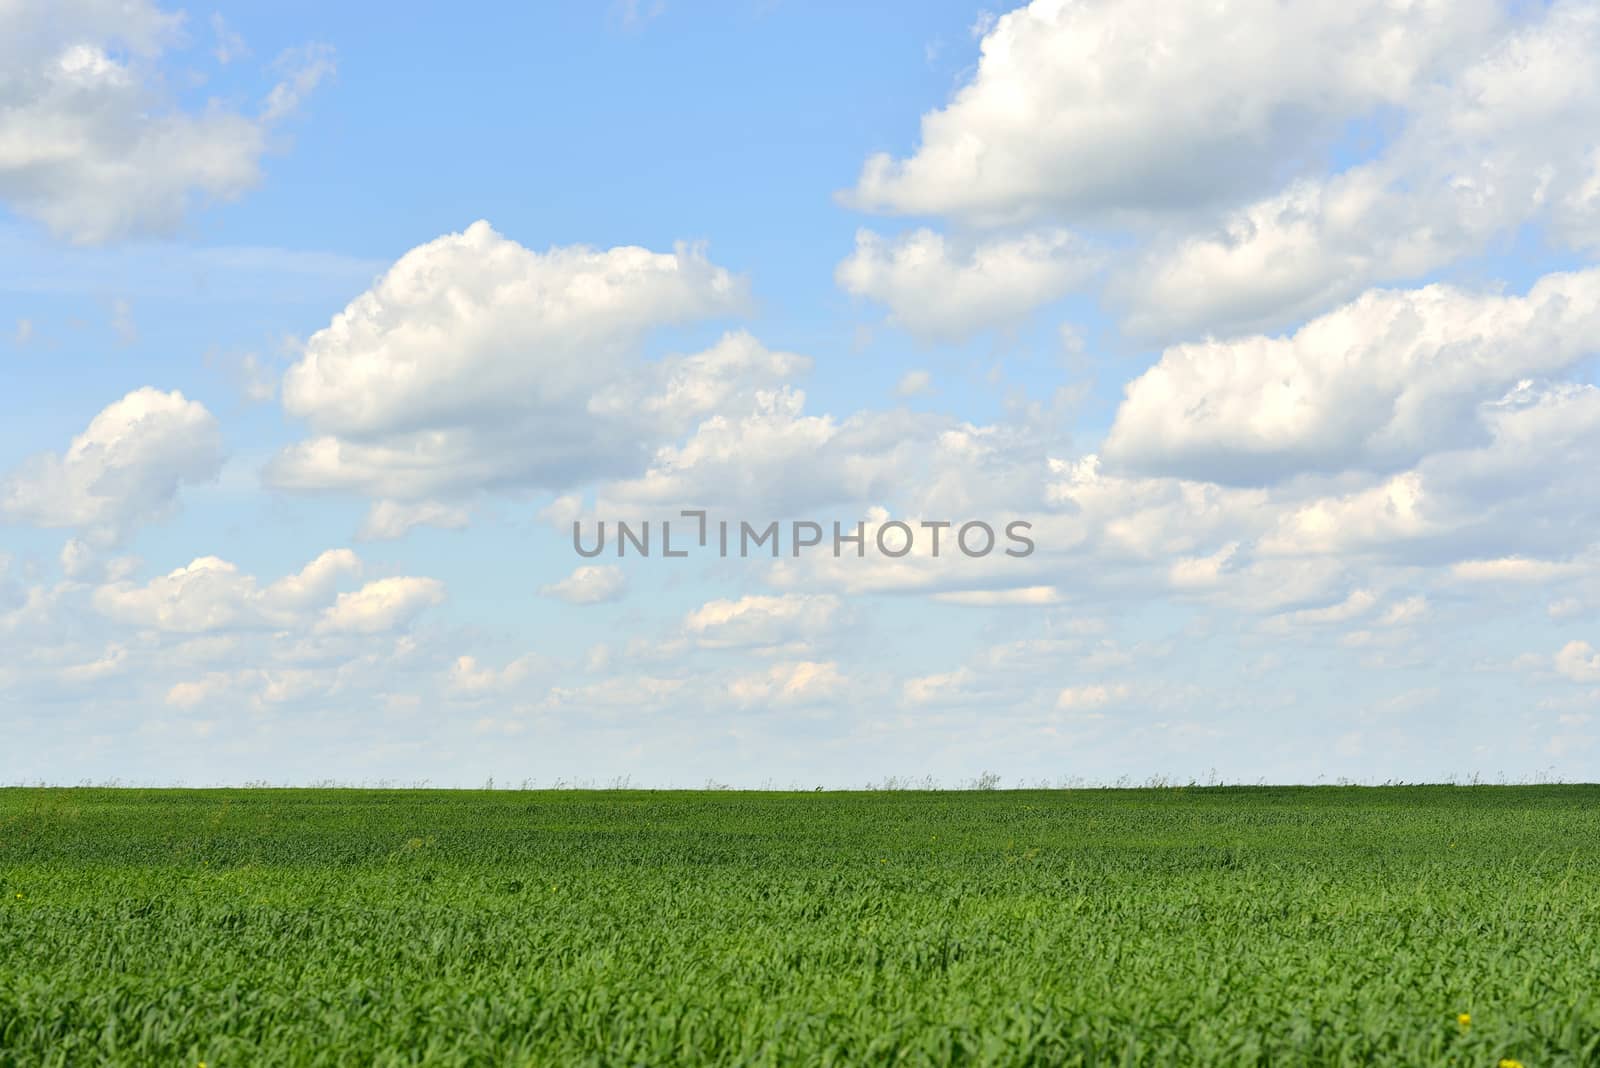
[1457,1012,1471,1028]
[1499,1060,1524,1068]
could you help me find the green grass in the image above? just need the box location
[2,785,1598,1066]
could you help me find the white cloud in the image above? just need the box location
[315,577,446,634]
[261,44,335,124]
[1056,684,1130,711]
[540,675,687,711]
[1,387,222,545]
[110,298,137,345]
[902,668,978,707]
[1555,641,1600,684]
[590,389,938,516]
[835,227,1094,339]
[1377,596,1429,627]
[210,13,249,65]
[845,0,1498,225]
[448,653,541,697]
[1168,543,1239,591]
[58,539,92,578]
[894,370,934,398]
[263,549,363,611]
[934,586,1059,606]
[1120,2,1600,338]
[684,594,839,650]
[1104,270,1600,484]
[1260,382,1600,563]
[1452,558,1584,583]
[357,500,471,542]
[1270,590,1379,629]
[727,660,844,706]
[165,674,231,710]
[589,330,809,431]
[268,221,750,501]
[844,0,1600,343]
[93,549,363,633]
[60,644,129,685]
[0,1,334,244]
[1549,599,1585,621]
[540,565,627,606]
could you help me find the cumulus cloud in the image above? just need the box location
[1260,383,1600,562]
[842,0,1600,342]
[845,0,1498,225]
[684,594,840,651]
[1,387,222,545]
[835,227,1095,339]
[588,330,810,431]
[588,391,907,515]
[1555,641,1600,684]
[727,660,845,706]
[760,370,1600,613]
[0,0,334,244]
[1119,1,1600,338]
[448,653,542,697]
[315,577,446,634]
[1,541,463,744]
[540,565,627,606]
[268,221,752,501]
[579,388,1048,522]
[1103,269,1600,484]
[93,549,367,633]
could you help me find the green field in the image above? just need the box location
[2,786,1598,1066]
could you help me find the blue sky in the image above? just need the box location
[4,0,1600,787]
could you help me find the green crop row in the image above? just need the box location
[2,785,1596,1066]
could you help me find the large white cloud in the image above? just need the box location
[1119,1,1600,338]
[845,0,1499,225]
[1103,269,1600,484]
[835,227,1095,340]
[841,0,1600,343]
[0,0,333,244]
[1261,381,1600,563]
[1,387,222,545]
[578,389,935,516]
[88,548,445,636]
[268,221,761,501]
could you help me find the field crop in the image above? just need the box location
[2,785,1598,1066]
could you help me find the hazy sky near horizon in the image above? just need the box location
[4,0,1600,787]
